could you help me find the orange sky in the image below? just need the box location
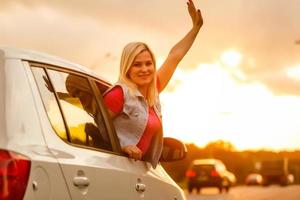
[1,0,300,150]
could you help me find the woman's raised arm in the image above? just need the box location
[157,0,203,92]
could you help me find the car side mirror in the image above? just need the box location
[160,137,187,162]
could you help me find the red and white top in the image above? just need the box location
[103,82,162,155]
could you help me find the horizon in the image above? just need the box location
[185,141,300,152]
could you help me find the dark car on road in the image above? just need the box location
[185,159,236,194]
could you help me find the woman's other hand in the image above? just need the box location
[187,0,203,29]
[43,75,54,92]
[122,145,143,161]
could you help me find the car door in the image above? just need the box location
[30,65,138,200]
[123,161,186,200]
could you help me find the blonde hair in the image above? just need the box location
[119,42,158,106]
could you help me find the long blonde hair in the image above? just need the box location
[119,42,158,106]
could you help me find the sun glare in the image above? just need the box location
[285,65,300,80]
[161,57,300,151]
[220,50,242,69]
[156,57,165,69]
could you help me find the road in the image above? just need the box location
[185,185,300,200]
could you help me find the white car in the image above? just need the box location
[245,173,263,185]
[0,47,187,200]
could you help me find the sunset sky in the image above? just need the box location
[1,0,300,151]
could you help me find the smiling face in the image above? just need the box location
[127,50,155,89]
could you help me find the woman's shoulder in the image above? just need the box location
[104,82,127,95]
[106,85,123,96]
[114,82,129,91]
[103,84,125,114]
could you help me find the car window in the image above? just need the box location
[95,81,110,94]
[31,67,68,142]
[31,67,113,151]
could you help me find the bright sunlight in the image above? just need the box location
[161,50,300,151]
[220,50,242,69]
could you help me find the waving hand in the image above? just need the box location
[187,0,203,29]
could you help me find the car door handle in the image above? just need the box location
[135,183,146,192]
[73,176,90,187]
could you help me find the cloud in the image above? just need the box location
[0,0,188,31]
[235,56,300,96]
[0,0,192,82]
[1,0,300,91]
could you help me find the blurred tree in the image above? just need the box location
[205,140,236,152]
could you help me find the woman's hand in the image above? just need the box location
[122,145,143,161]
[43,75,54,92]
[187,0,203,29]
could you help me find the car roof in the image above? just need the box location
[192,159,222,165]
[0,47,110,84]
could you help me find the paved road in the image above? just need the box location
[185,185,300,200]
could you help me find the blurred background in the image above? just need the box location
[1,0,300,189]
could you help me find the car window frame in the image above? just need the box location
[29,61,122,155]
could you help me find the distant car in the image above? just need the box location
[260,158,291,186]
[245,173,263,185]
[185,159,236,194]
[287,174,295,185]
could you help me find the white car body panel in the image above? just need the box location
[1,57,71,200]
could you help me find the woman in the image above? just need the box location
[103,0,203,168]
